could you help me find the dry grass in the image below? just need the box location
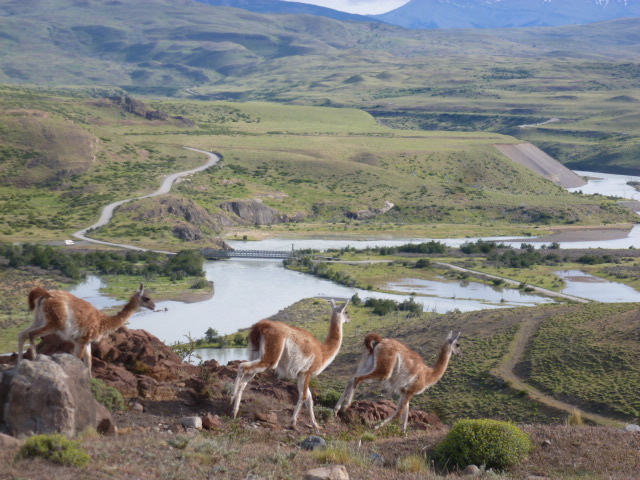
[0,390,638,480]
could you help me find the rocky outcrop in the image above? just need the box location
[345,201,394,220]
[11,327,200,402]
[0,354,114,437]
[220,199,304,225]
[336,399,443,430]
[121,196,235,246]
[107,94,195,126]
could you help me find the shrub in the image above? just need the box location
[91,378,125,411]
[17,434,90,467]
[316,388,342,408]
[432,419,533,471]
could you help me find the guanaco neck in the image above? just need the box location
[98,294,140,335]
[425,343,453,384]
[321,313,344,359]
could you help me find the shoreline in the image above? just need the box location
[524,226,633,243]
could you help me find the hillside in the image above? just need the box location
[0,299,639,479]
[4,85,637,248]
[2,0,640,173]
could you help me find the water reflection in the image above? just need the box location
[68,276,122,310]
[385,277,554,307]
[196,347,249,364]
[556,270,640,302]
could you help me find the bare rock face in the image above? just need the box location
[107,94,195,126]
[345,201,394,220]
[220,200,302,225]
[0,354,114,437]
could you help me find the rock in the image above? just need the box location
[202,413,222,430]
[301,436,327,451]
[0,354,114,437]
[345,201,394,220]
[130,400,145,412]
[625,424,640,432]
[0,433,20,449]
[254,412,278,424]
[107,94,194,126]
[541,439,552,447]
[463,464,480,476]
[220,200,300,225]
[370,452,384,466]
[303,465,349,480]
[181,416,202,430]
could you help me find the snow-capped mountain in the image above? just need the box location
[375,0,640,29]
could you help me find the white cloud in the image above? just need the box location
[283,0,410,15]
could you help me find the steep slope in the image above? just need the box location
[0,109,99,186]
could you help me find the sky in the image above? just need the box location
[283,0,411,15]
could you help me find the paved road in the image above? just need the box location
[72,147,220,253]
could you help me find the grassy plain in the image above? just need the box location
[2,1,640,175]
[2,84,634,250]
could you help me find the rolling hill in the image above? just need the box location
[1,0,640,174]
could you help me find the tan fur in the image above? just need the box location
[334,331,461,431]
[18,283,155,372]
[230,299,350,429]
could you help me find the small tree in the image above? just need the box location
[204,327,220,343]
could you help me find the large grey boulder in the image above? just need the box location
[0,354,114,437]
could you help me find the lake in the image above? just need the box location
[65,168,640,349]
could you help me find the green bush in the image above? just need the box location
[316,387,342,408]
[91,378,125,411]
[17,434,90,467]
[432,419,533,471]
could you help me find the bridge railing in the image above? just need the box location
[201,248,295,259]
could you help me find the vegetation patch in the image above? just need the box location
[432,419,533,471]
[17,434,91,467]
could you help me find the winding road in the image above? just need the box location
[72,147,221,253]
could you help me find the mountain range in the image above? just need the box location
[194,0,377,23]
[376,0,640,29]
[194,0,640,29]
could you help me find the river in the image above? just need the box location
[66,169,640,354]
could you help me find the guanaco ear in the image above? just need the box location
[446,330,453,340]
[341,298,350,311]
[139,283,145,293]
[330,299,336,308]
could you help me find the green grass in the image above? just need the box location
[271,299,567,424]
[525,303,640,422]
[0,83,637,250]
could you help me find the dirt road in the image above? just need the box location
[72,147,220,252]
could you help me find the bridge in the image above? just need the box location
[201,248,296,260]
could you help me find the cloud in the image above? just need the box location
[283,0,410,15]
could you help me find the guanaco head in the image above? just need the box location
[136,283,156,311]
[330,298,350,324]
[446,331,462,356]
